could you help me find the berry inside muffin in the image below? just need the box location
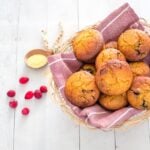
[65,71,100,108]
[118,29,150,61]
[127,76,150,109]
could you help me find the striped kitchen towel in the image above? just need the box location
[48,3,143,129]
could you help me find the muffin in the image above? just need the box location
[99,93,128,111]
[65,71,100,108]
[143,53,150,65]
[118,29,150,61]
[72,29,104,62]
[103,41,118,49]
[96,59,133,95]
[129,62,150,77]
[95,48,126,69]
[80,64,96,75]
[127,76,150,109]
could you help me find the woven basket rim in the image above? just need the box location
[49,19,150,131]
[49,73,150,131]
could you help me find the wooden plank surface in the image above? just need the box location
[13,0,79,150]
[0,0,150,150]
[0,0,20,149]
[115,121,150,150]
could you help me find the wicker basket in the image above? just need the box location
[48,19,150,130]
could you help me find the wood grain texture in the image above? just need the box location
[0,0,20,149]
[115,121,150,150]
[0,0,150,150]
[14,0,79,150]
[80,126,115,150]
[47,1,79,149]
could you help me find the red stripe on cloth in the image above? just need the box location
[96,3,140,42]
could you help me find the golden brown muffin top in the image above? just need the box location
[96,59,133,95]
[129,62,150,77]
[118,29,150,61]
[99,93,128,111]
[65,71,100,108]
[127,76,150,109]
[130,76,150,91]
[95,48,126,69]
[72,29,103,62]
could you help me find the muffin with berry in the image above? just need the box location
[65,71,100,108]
[118,29,150,61]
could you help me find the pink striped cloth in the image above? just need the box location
[48,3,143,130]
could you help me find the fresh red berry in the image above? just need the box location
[19,76,29,84]
[7,90,16,97]
[9,100,18,108]
[34,90,42,99]
[21,107,30,115]
[25,91,34,100]
[40,85,48,93]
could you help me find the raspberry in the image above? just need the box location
[34,90,42,99]
[40,85,48,93]
[19,76,29,84]
[24,91,34,100]
[21,107,30,115]
[7,90,16,97]
[9,100,18,108]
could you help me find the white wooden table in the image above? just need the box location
[0,0,150,150]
